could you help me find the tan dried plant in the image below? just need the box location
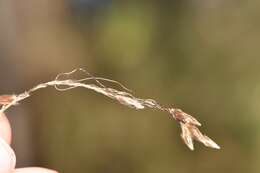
[0,68,220,150]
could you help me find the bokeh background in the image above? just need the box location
[1,0,260,173]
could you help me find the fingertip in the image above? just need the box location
[0,113,12,144]
[14,167,59,173]
[0,137,16,173]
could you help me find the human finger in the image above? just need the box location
[0,137,16,173]
[14,167,59,173]
[0,113,12,144]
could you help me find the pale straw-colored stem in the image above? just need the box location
[0,68,220,150]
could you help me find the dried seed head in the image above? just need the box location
[115,95,145,109]
[169,108,201,126]
[180,122,194,150]
[180,121,220,150]
[190,126,220,149]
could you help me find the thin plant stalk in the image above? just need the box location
[0,68,220,150]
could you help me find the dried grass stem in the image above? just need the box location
[0,68,220,150]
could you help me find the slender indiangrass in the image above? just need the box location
[0,68,220,150]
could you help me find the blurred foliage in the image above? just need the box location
[1,0,260,173]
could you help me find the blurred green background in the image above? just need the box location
[1,0,260,173]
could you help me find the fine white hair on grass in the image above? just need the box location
[0,68,220,150]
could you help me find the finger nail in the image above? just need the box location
[0,137,16,173]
